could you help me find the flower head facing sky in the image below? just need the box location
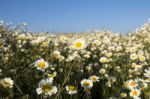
[66,85,77,94]
[81,79,93,89]
[36,79,57,96]
[71,39,86,50]
[35,58,49,71]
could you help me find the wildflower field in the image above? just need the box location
[1,21,150,99]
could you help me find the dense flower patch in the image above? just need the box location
[0,21,150,99]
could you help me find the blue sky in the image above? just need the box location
[0,0,150,33]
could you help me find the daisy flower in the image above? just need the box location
[52,50,61,59]
[99,57,108,63]
[36,79,57,96]
[81,79,93,89]
[106,52,112,58]
[139,55,146,62]
[144,67,150,78]
[48,72,57,80]
[130,47,137,53]
[0,78,14,89]
[126,80,138,89]
[35,58,49,71]
[72,38,86,50]
[129,89,141,99]
[120,92,127,98]
[131,63,142,69]
[65,85,77,94]
[89,75,100,82]
[130,53,138,60]
[99,68,106,74]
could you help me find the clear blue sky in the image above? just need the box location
[0,0,150,33]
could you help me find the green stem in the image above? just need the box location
[55,62,75,99]
[14,83,23,95]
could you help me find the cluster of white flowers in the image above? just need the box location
[1,20,150,98]
[34,59,58,97]
[81,75,99,90]
[123,78,148,99]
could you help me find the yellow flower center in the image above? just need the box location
[91,77,96,81]
[41,42,48,47]
[42,84,52,93]
[131,90,138,96]
[38,61,46,69]
[140,56,145,61]
[75,42,82,48]
[131,55,136,59]
[48,73,56,78]
[83,82,90,86]
[3,81,10,88]
[130,81,137,87]
[69,86,76,91]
